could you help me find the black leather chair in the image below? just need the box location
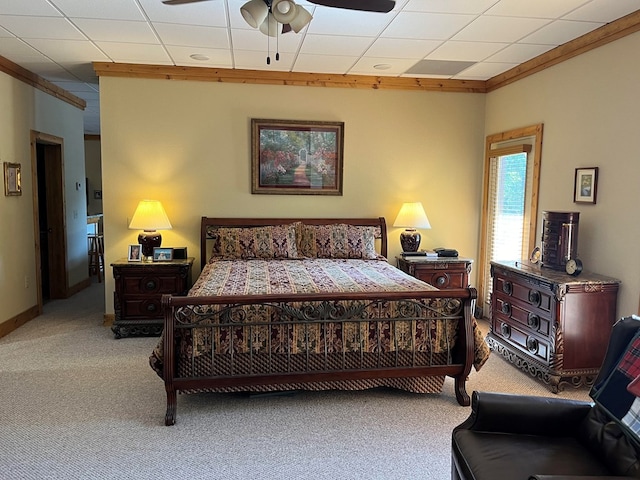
[451,315,640,480]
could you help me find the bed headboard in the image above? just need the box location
[200,217,388,267]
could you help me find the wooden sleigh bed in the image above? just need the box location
[150,217,489,425]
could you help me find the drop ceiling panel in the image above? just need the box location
[427,41,508,62]
[382,12,476,40]
[454,15,551,43]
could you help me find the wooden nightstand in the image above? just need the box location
[111,257,194,338]
[396,256,473,289]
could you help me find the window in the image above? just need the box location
[477,124,543,318]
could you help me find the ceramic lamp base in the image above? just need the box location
[400,229,421,252]
[138,231,162,259]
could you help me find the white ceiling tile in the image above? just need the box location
[233,49,295,70]
[485,0,592,19]
[94,41,172,63]
[366,38,442,59]
[0,0,61,16]
[453,61,517,79]
[165,45,233,67]
[383,12,476,40]
[403,0,499,15]
[231,27,303,53]
[50,0,146,21]
[154,23,230,49]
[349,56,418,75]
[521,20,603,46]
[138,0,228,28]
[485,43,552,63]
[73,19,158,43]
[292,53,357,74]
[306,6,393,36]
[427,41,508,62]
[564,0,640,23]
[0,15,86,40]
[453,15,551,43]
[26,38,110,62]
[300,34,372,56]
[0,38,43,58]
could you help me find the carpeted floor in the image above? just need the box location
[0,281,590,479]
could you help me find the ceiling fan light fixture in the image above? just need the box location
[272,0,298,23]
[288,5,312,33]
[258,13,278,37]
[240,0,269,28]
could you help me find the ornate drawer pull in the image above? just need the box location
[500,323,511,338]
[526,337,539,353]
[528,290,541,306]
[502,281,513,295]
[145,280,157,290]
[501,302,511,316]
[435,275,447,287]
[146,303,158,313]
[527,313,540,330]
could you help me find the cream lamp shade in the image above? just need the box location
[393,202,431,252]
[128,200,172,259]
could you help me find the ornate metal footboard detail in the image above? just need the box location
[160,288,476,425]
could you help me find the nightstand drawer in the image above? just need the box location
[396,257,473,290]
[123,274,181,295]
[121,296,163,318]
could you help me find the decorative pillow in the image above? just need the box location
[209,223,300,261]
[297,223,379,259]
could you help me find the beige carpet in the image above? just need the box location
[0,281,590,479]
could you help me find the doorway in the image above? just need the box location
[31,131,68,306]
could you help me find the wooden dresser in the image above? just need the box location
[488,260,620,392]
[111,258,194,338]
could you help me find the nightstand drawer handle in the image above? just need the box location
[527,337,539,353]
[500,323,511,338]
[527,313,540,330]
[145,280,157,290]
[501,302,511,316]
[434,274,448,287]
[502,281,513,295]
[146,303,158,313]
[528,290,541,306]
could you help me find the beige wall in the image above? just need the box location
[100,78,487,313]
[485,31,640,317]
[0,71,87,324]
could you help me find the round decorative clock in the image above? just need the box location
[529,246,542,264]
[565,258,583,276]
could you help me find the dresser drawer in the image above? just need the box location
[492,316,551,364]
[493,293,552,338]
[494,274,554,316]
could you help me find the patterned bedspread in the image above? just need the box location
[150,258,490,393]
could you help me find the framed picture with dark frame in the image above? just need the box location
[574,167,599,204]
[4,162,22,196]
[153,247,173,262]
[251,118,344,195]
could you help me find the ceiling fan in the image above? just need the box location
[162,0,395,63]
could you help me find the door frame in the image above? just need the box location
[30,130,68,307]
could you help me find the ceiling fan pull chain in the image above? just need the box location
[276,25,280,61]
[266,21,271,64]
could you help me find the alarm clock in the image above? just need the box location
[565,258,583,276]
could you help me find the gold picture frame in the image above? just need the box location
[4,162,22,196]
[251,118,344,195]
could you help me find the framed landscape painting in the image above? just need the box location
[574,167,598,204]
[251,118,344,195]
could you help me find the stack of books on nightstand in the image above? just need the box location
[401,250,438,258]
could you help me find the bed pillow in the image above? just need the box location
[297,223,379,259]
[209,223,300,261]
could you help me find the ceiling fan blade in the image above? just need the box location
[162,0,212,5]
[307,0,395,13]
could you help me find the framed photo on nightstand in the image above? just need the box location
[153,247,173,262]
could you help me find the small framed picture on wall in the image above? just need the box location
[573,167,598,204]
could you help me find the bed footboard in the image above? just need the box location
[159,288,477,425]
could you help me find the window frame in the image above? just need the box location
[477,124,543,319]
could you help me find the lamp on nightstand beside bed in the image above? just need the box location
[128,199,172,261]
[393,202,431,252]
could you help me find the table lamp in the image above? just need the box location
[128,200,172,260]
[393,202,431,252]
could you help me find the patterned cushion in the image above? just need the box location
[297,223,379,259]
[209,223,300,261]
